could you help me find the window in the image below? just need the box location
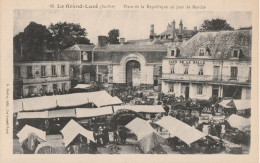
[206,47,211,56]
[213,66,220,79]
[62,83,66,92]
[41,66,46,77]
[82,52,88,60]
[98,74,103,82]
[197,84,203,94]
[171,50,175,56]
[233,49,239,58]
[184,65,189,74]
[230,67,238,80]
[170,65,175,74]
[176,48,180,57]
[28,86,35,95]
[53,84,57,93]
[15,66,21,78]
[27,66,33,78]
[198,65,204,75]
[199,48,205,56]
[61,65,65,76]
[169,84,174,92]
[171,48,180,57]
[42,85,47,95]
[51,65,56,76]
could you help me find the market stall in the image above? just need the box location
[125,118,165,154]
[17,125,47,154]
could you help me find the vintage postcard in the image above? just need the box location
[0,0,258,162]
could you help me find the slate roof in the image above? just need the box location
[94,44,167,52]
[177,30,252,60]
[64,44,95,51]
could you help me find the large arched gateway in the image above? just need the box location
[126,60,141,86]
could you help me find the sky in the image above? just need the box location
[14,10,251,44]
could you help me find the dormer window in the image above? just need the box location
[82,51,88,60]
[198,47,211,56]
[233,49,239,58]
[199,48,205,56]
[171,50,175,56]
[170,48,180,57]
[206,47,211,56]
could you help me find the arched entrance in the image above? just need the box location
[126,60,140,86]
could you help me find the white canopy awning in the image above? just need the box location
[14,91,121,112]
[227,100,251,110]
[74,84,91,89]
[17,111,48,119]
[48,109,76,118]
[218,100,233,108]
[60,119,95,147]
[114,105,165,113]
[227,114,250,131]
[76,106,113,118]
[17,125,46,144]
[14,96,57,113]
[90,91,123,107]
[155,116,207,145]
[125,117,156,141]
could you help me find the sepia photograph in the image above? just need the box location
[12,10,253,155]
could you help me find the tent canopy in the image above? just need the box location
[125,117,155,141]
[76,106,113,118]
[48,109,76,118]
[60,119,95,147]
[218,100,233,108]
[155,116,207,145]
[14,96,57,113]
[114,105,165,114]
[227,114,250,131]
[227,100,251,110]
[17,111,48,119]
[74,84,91,89]
[90,91,123,107]
[139,132,165,154]
[125,118,165,153]
[16,125,46,143]
[14,91,122,113]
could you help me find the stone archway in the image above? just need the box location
[120,53,147,85]
[126,60,141,86]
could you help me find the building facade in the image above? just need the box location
[14,61,71,98]
[61,44,95,87]
[62,20,197,87]
[161,30,251,100]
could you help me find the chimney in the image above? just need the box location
[171,20,176,39]
[150,24,154,39]
[119,38,125,44]
[194,26,198,32]
[98,36,108,46]
[179,20,183,34]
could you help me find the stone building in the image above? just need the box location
[62,20,196,87]
[61,44,95,87]
[14,61,71,98]
[161,30,252,100]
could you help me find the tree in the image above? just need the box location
[13,22,53,61]
[108,29,119,44]
[200,18,234,31]
[48,22,92,50]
